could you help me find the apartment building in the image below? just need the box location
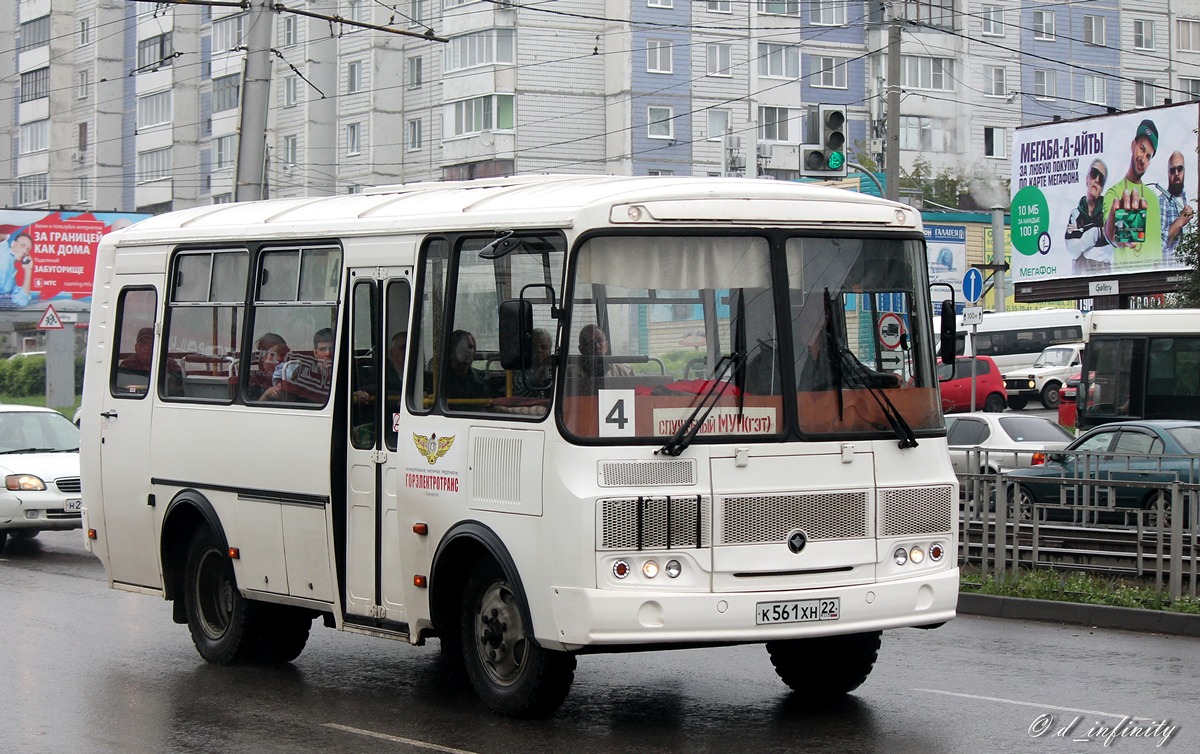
[3,1,1198,212]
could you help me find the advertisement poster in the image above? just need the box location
[926,223,967,310]
[0,210,149,311]
[1010,103,1198,283]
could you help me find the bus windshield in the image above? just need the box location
[560,233,942,443]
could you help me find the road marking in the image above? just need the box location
[323,723,477,753]
[914,688,1147,720]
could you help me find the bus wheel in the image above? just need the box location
[766,631,881,701]
[0,531,7,554]
[1039,382,1062,409]
[984,393,1007,413]
[184,527,260,665]
[249,605,313,664]
[460,559,576,718]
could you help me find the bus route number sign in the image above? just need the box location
[756,597,840,624]
[598,389,636,437]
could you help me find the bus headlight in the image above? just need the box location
[909,546,925,564]
[642,560,660,579]
[893,547,908,565]
[665,560,682,578]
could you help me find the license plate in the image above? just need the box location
[756,598,840,625]
[65,499,82,512]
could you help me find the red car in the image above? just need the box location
[938,356,1008,413]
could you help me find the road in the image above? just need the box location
[2,531,1192,753]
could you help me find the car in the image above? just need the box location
[1003,342,1084,410]
[938,356,1008,414]
[945,412,1075,476]
[0,405,82,553]
[1005,420,1200,527]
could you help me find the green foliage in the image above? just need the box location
[0,354,46,396]
[961,567,1200,614]
[1169,228,1200,308]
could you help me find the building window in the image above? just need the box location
[213,74,240,112]
[1133,20,1154,50]
[648,0,673,7]
[1134,80,1156,108]
[1179,20,1200,52]
[348,0,366,22]
[137,33,173,70]
[759,106,793,142]
[982,5,1003,36]
[647,106,674,139]
[409,0,424,26]
[213,194,233,204]
[985,66,1007,97]
[19,68,49,103]
[707,0,731,12]
[444,30,515,71]
[811,0,846,26]
[1083,15,1106,46]
[78,177,91,205]
[346,61,363,94]
[346,122,362,155]
[647,40,673,74]
[137,148,172,183]
[213,14,245,52]
[647,170,674,176]
[17,174,48,206]
[1183,78,1200,101]
[408,56,423,87]
[408,119,422,151]
[707,44,732,76]
[215,135,237,169]
[78,17,92,46]
[18,120,49,155]
[78,122,89,152]
[759,43,800,78]
[284,16,297,46]
[707,109,730,141]
[282,135,298,166]
[136,90,173,128]
[448,94,515,136]
[19,16,50,52]
[901,55,954,91]
[1083,74,1107,105]
[984,127,1006,158]
[1033,10,1055,41]
[77,70,91,99]
[899,116,950,151]
[284,75,297,106]
[812,56,847,88]
[758,0,800,17]
[1033,69,1056,99]
[904,0,953,27]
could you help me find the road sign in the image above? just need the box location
[961,306,984,326]
[877,312,904,349]
[37,304,64,330]
[963,268,984,304]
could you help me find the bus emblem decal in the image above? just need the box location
[787,530,808,554]
[413,432,455,464]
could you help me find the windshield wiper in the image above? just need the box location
[657,352,744,457]
[0,447,57,455]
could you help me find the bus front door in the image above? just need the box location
[345,271,411,622]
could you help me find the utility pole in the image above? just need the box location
[234,0,274,202]
[884,4,901,201]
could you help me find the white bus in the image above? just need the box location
[951,309,1084,405]
[80,175,958,717]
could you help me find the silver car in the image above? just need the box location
[0,406,82,552]
[945,412,1074,477]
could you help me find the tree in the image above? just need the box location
[1169,229,1200,307]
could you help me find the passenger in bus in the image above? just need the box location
[262,328,334,403]
[566,324,633,394]
[119,327,183,395]
[443,329,488,400]
[512,328,554,399]
[246,332,289,401]
[352,330,407,406]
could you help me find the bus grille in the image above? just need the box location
[878,486,955,536]
[720,492,869,544]
[599,460,696,487]
[56,477,82,494]
[599,496,710,549]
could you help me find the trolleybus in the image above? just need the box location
[80,175,959,717]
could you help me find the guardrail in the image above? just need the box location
[956,448,1199,603]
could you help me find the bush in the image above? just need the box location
[0,355,85,397]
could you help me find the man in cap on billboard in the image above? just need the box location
[1103,118,1162,267]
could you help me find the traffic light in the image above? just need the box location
[800,104,848,178]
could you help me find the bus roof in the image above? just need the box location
[1085,309,1200,336]
[955,308,1083,332]
[109,175,921,246]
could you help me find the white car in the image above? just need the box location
[0,406,82,552]
[1003,342,1085,410]
[945,411,1074,477]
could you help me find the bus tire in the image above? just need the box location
[249,605,314,664]
[460,559,575,718]
[983,393,1007,413]
[1006,396,1027,410]
[766,630,881,700]
[1040,382,1062,409]
[0,531,7,554]
[183,527,261,665]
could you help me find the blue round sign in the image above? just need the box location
[963,268,983,304]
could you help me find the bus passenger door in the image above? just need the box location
[98,284,163,588]
[345,271,411,620]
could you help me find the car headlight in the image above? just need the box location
[6,474,46,491]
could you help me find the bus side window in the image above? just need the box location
[111,289,158,398]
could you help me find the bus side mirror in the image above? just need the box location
[498,299,533,370]
[940,300,956,366]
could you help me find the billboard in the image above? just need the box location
[1009,102,1198,284]
[0,210,150,311]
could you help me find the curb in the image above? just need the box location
[957,593,1200,638]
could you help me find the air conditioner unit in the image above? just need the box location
[723,134,742,151]
[756,144,773,160]
[729,155,747,170]
[70,151,81,163]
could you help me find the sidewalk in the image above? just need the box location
[958,593,1200,638]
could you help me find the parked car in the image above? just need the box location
[0,405,82,552]
[945,412,1074,476]
[938,356,1008,413]
[1003,342,1085,410]
[1006,420,1200,526]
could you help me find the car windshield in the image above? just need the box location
[1033,347,1077,368]
[1166,427,1200,454]
[997,416,1073,443]
[0,411,79,453]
